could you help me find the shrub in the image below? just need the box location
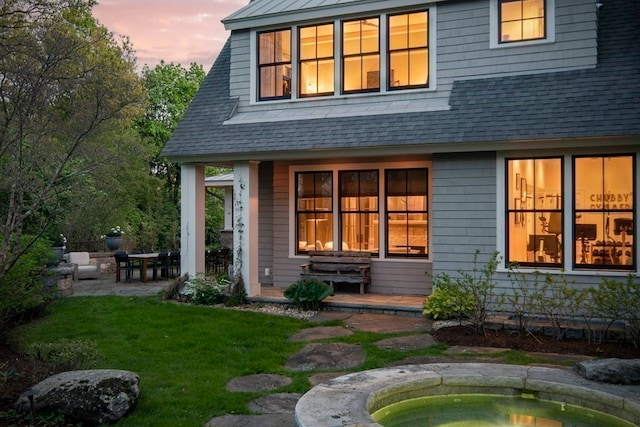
[422,273,474,321]
[180,274,226,306]
[162,274,189,302]
[535,272,584,341]
[284,278,333,311]
[590,275,640,348]
[0,237,55,338]
[506,265,547,339]
[226,273,247,307]
[455,250,503,334]
[27,339,100,379]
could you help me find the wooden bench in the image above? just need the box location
[300,251,371,294]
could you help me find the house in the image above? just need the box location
[162,0,639,298]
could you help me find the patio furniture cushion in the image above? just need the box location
[67,251,101,280]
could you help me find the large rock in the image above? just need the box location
[15,369,139,424]
[574,358,640,384]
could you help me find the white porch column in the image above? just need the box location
[180,163,206,277]
[233,161,260,296]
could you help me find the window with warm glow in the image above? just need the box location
[299,24,334,97]
[388,11,428,89]
[340,170,379,253]
[258,29,291,100]
[386,169,428,257]
[499,0,545,43]
[342,18,380,93]
[574,155,635,270]
[506,158,563,267]
[296,172,333,253]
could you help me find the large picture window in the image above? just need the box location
[339,170,379,252]
[299,24,334,97]
[342,17,380,93]
[388,11,428,89]
[295,166,429,258]
[296,172,333,252]
[258,29,291,100]
[499,0,545,43]
[574,155,635,270]
[385,168,428,257]
[506,158,563,267]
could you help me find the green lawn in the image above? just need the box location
[12,296,448,426]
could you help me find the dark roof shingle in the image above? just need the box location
[162,0,639,160]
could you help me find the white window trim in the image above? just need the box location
[288,160,432,262]
[251,7,437,104]
[489,0,556,49]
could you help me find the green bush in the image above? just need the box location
[27,339,100,378]
[590,275,640,348]
[456,250,503,334]
[181,274,227,306]
[423,273,474,320]
[284,278,333,311]
[0,237,55,337]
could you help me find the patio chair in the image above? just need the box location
[114,251,142,283]
[155,251,170,279]
[169,250,181,277]
[67,251,101,280]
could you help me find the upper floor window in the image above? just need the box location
[388,11,429,90]
[258,29,291,100]
[299,24,334,97]
[256,9,433,102]
[342,18,380,93]
[499,0,545,43]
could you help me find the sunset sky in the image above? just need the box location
[93,0,248,72]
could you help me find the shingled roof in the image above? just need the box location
[162,0,639,162]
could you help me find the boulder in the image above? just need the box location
[15,369,139,424]
[574,358,640,384]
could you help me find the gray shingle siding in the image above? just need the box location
[162,0,639,161]
[431,152,497,277]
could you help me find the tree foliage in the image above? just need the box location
[138,61,205,205]
[0,0,145,282]
[133,61,206,250]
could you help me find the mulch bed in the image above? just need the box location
[433,324,640,359]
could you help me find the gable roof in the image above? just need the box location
[162,0,640,163]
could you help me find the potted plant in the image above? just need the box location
[104,226,124,251]
[49,233,67,266]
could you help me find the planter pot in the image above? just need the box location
[105,236,123,251]
[47,246,65,266]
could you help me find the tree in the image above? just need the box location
[135,62,206,249]
[0,0,145,283]
[137,61,206,205]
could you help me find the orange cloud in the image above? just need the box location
[93,0,247,71]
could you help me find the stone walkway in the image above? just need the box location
[203,310,597,427]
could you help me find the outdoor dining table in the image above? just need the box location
[127,253,159,283]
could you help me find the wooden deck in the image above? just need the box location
[251,285,426,317]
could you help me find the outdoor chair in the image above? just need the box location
[169,251,180,277]
[114,251,142,282]
[67,251,101,280]
[155,251,170,279]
